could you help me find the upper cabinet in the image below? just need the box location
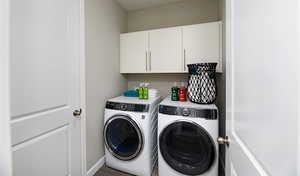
[149,27,182,73]
[120,21,222,74]
[183,22,222,72]
[120,31,148,73]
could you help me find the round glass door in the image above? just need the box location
[104,115,143,160]
[159,121,216,175]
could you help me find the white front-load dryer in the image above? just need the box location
[158,97,219,176]
[104,96,162,176]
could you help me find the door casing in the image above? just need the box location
[79,0,87,175]
[0,0,13,175]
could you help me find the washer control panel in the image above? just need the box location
[159,105,218,120]
[106,101,149,113]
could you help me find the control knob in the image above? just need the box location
[120,104,127,111]
[182,108,190,116]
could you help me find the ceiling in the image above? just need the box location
[116,0,186,11]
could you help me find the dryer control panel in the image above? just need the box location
[159,105,218,120]
[106,101,149,113]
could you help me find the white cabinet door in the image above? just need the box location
[10,0,82,175]
[183,22,222,72]
[149,27,182,73]
[120,31,149,73]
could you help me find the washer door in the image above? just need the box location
[159,121,216,175]
[104,115,143,161]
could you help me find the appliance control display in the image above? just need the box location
[106,101,149,113]
[159,105,178,115]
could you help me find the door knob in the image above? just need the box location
[217,136,230,146]
[73,109,82,118]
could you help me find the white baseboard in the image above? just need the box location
[86,156,105,176]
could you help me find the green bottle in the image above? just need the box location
[138,83,144,99]
[143,83,149,99]
[171,82,179,101]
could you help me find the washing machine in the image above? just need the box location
[104,96,162,176]
[158,97,219,176]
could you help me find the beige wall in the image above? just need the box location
[85,0,128,170]
[126,74,189,97]
[126,6,226,174]
[126,0,224,106]
[126,73,224,107]
[127,0,220,32]
[85,0,225,172]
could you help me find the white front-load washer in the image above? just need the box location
[158,97,219,176]
[104,96,162,176]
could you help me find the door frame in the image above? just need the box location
[298,1,300,175]
[79,0,87,175]
[0,0,13,175]
[224,0,232,174]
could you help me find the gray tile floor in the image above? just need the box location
[94,165,158,176]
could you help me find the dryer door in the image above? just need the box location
[159,121,216,175]
[104,115,143,161]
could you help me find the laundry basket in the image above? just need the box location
[187,63,217,104]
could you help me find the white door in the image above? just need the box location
[182,22,222,72]
[120,31,149,73]
[10,0,82,176]
[149,27,182,73]
[225,0,299,176]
